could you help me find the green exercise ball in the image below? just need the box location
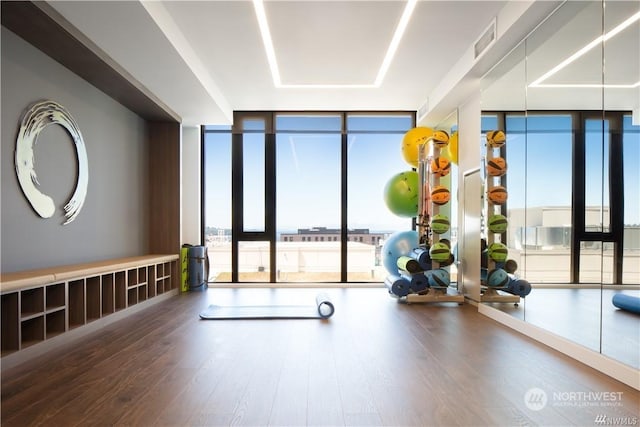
[383,171,419,218]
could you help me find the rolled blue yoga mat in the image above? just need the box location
[612,293,640,315]
[401,272,428,294]
[505,278,532,297]
[385,274,411,297]
[410,247,432,271]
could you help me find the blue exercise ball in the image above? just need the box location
[487,268,509,287]
[428,268,450,288]
[382,230,419,275]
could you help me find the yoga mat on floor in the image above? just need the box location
[199,293,335,320]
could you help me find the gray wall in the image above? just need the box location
[1,27,148,272]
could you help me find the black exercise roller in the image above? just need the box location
[315,292,335,318]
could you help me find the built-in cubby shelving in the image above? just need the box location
[102,273,114,315]
[0,255,179,359]
[115,271,126,311]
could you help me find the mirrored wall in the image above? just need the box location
[435,111,460,286]
[480,0,639,369]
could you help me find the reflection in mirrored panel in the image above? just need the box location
[480,0,639,369]
[480,42,527,316]
[435,111,459,286]
[602,0,640,368]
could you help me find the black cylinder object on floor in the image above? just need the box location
[186,245,208,290]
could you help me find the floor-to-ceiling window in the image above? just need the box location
[202,125,232,282]
[346,114,414,282]
[275,114,342,282]
[203,111,415,283]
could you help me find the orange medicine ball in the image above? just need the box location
[487,156,507,177]
[431,185,450,205]
[430,157,451,177]
[488,186,508,205]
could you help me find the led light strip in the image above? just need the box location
[531,82,640,89]
[529,10,640,88]
[253,0,417,89]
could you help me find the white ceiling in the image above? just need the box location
[46,0,574,126]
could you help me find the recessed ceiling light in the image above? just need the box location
[253,0,417,89]
[529,10,640,88]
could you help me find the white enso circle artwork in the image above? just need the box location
[15,100,88,225]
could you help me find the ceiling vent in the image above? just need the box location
[474,18,497,61]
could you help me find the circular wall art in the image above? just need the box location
[15,100,88,225]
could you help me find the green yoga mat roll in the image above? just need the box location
[396,255,421,274]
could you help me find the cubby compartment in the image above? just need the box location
[147,266,156,298]
[46,309,66,339]
[102,273,114,315]
[127,269,138,287]
[68,279,85,329]
[21,316,44,348]
[45,283,65,311]
[138,284,147,302]
[138,267,147,285]
[2,293,19,354]
[86,276,101,322]
[21,287,44,318]
[169,261,178,289]
[128,288,138,306]
[157,263,164,279]
[115,271,126,311]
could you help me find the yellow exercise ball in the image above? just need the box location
[442,131,458,165]
[401,127,433,167]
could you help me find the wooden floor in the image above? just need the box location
[2,288,639,426]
